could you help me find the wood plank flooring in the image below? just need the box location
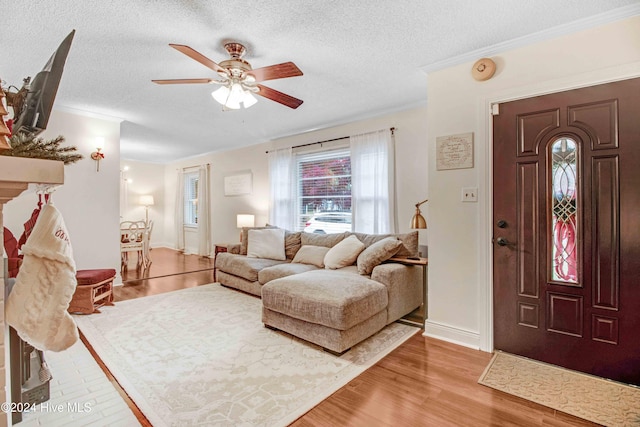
[90,248,597,426]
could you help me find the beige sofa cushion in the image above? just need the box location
[351,231,419,257]
[247,228,286,260]
[215,253,287,282]
[258,263,319,285]
[284,231,302,260]
[324,235,365,269]
[291,245,330,268]
[357,237,403,275]
[262,270,388,330]
[301,232,348,248]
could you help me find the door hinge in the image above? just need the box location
[491,103,500,116]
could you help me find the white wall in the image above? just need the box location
[4,109,122,282]
[120,159,165,247]
[425,16,640,350]
[161,106,429,253]
[163,143,270,253]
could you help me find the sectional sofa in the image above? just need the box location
[215,228,422,354]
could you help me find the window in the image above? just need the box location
[296,148,351,233]
[184,172,199,226]
[550,137,579,284]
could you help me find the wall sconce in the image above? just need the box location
[139,195,155,226]
[411,199,428,229]
[237,214,255,241]
[90,137,105,172]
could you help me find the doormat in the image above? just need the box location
[478,351,640,426]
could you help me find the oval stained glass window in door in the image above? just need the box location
[550,137,578,283]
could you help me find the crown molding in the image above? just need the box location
[55,105,125,123]
[421,4,640,74]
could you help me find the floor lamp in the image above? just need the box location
[140,195,155,226]
[411,199,428,230]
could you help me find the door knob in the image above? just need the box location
[497,220,507,228]
[496,237,509,246]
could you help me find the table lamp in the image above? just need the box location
[237,214,255,241]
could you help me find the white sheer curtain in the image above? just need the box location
[268,148,296,230]
[197,164,211,256]
[175,170,185,251]
[350,129,397,234]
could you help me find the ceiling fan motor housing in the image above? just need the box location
[219,43,253,79]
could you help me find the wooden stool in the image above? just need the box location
[68,269,116,314]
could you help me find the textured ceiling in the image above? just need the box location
[3,1,639,163]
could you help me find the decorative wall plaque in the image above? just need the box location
[224,171,252,196]
[436,133,474,170]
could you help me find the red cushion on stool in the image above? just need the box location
[76,269,117,285]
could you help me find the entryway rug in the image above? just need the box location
[74,283,419,426]
[478,351,640,426]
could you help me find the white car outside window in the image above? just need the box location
[303,212,352,234]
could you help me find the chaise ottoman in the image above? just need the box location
[261,269,389,354]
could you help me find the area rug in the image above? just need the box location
[74,283,419,426]
[478,351,640,426]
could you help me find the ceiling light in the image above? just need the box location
[212,86,230,105]
[211,83,257,110]
[243,91,258,108]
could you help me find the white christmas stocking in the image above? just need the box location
[6,203,78,352]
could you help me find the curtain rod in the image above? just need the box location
[265,127,395,154]
[178,163,210,171]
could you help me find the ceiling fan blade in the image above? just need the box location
[247,62,303,82]
[256,84,303,109]
[152,78,214,84]
[169,44,227,74]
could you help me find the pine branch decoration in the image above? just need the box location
[0,133,83,164]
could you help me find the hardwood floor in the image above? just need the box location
[116,247,216,301]
[90,248,597,427]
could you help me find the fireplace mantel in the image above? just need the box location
[1,156,64,427]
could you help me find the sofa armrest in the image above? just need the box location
[371,263,422,324]
[227,243,241,254]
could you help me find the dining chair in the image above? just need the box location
[143,219,154,267]
[120,220,147,270]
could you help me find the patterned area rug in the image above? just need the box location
[75,283,419,426]
[478,351,640,426]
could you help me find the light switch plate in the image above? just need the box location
[462,187,478,202]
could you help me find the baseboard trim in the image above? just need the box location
[423,320,481,350]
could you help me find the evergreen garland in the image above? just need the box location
[0,133,83,164]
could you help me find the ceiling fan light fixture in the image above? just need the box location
[225,83,244,109]
[212,83,257,110]
[212,86,230,105]
[243,91,258,108]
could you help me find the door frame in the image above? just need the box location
[476,61,640,352]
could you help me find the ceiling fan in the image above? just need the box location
[152,42,303,110]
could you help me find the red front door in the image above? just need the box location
[493,78,640,385]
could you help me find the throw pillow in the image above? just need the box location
[351,231,419,257]
[291,245,331,268]
[284,231,302,259]
[247,228,286,260]
[241,225,277,255]
[357,236,403,275]
[324,235,365,269]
